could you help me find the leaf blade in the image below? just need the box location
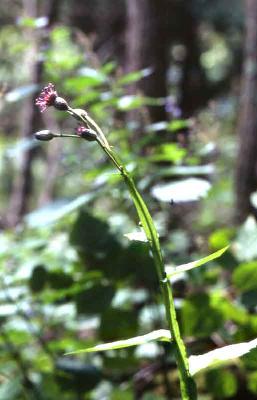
[166,245,229,278]
[65,329,171,355]
[189,337,257,375]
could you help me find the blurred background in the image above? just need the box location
[1,0,257,399]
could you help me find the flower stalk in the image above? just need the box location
[35,84,197,399]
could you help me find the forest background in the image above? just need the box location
[1,0,257,399]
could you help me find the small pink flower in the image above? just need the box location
[76,126,86,136]
[35,83,57,112]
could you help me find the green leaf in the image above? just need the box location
[247,371,257,394]
[75,284,115,315]
[232,261,257,292]
[209,228,234,250]
[150,143,187,163]
[65,329,171,355]
[25,194,93,227]
[29,265,48,293]
[56,359,102,392]
[205,369,237,398]
[189,337,257,375]
[166,246,229,277]
[64,68,106,90]
[117,95,145,111]
[167,119,191,132]
[181,293,224,338]
[116,68,152,86]
[100,309,138,342]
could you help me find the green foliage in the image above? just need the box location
[233,261,257,293]
[205,369,237,398]
[0,5,255,398]
[181,293,225,338]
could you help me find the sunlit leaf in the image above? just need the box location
[234,216,257,261]
[0,377,22,400]
[116,67,152,86]
[5,84,38,102]
[151,178,211,203]
[64,68,106,91]
[154,164,215,177]
[65,329,171,355]
[25,194,93,227]
[150,143,186,163]
[124,230,148,243]
[167,119,191,132]
[117,95,145,111]
[189,337,257,375]
[166,246,229,277]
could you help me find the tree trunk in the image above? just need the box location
[125,0,169,126]
[5,0,41,227]
[5,0,60,227]
[235,0,257,223]
[179,1,207,116]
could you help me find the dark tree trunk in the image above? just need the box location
[179,2,207,116]
[6,0,41,227]
[235,0,257,223]
[5,0,60,227]
[125,0,169,126]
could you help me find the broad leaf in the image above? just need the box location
[232,261,257,292]
[166,246,229,277]
[65,329,171,355]
[25,194,93,227]
[234,216,257,261]
[189,337,257,375]
[151,178,211,203]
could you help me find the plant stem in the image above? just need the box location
[100,143,197,400]
[69,109,197,399]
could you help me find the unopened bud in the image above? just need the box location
[53,96,69,111]
[34,130,55,141]
[76,126,97,141]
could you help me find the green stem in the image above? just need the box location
[69,109,197,399]
[101,144,197,400]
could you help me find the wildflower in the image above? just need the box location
[35,83,68,112]
[35,83,57,112]
[76,126,97,141]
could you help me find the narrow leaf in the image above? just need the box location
[189,337,257,375]
[65,329,171,355]
[166,246,229,278]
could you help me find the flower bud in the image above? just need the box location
[34,130,55,141]
[76,126,97,141]
[53,96,69,111]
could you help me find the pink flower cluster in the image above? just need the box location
[35,83,57,112]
